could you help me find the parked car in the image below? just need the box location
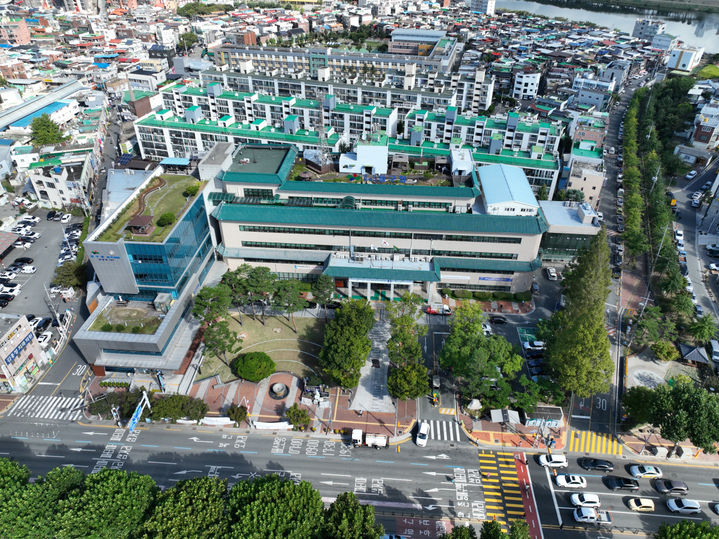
[523,341,545,352]
[34,317,52,333]
[674,229,684,241]
[628,498,655,512]
[0,271,16,280]
[686,170,698,180]
[14,257,33,265]
[46,210,57,220]
[20,265,36,274]
[36,331,53,348]
[13,240,32,249]
[666,498,701,514]
[0,293,14,302]
[488,315,507,325]
[629,465,662,479]
[415,421,429,447]
[60,213,72,224]
[21,216,39,224]
[545,267,558,280]
[579,458,614,472]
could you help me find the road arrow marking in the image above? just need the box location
[381,477,412,482]
[69,448,95,452]
[188,437,213,443]
[321,473,352,477]
[424,454,451,460]
[173,470,202,475]
[425,488,458,493]
[422,471,443,476]
[320,480,349,486]
[425,504,452,510]
[81,431,108,436]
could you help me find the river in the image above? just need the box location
[497,0,719,53]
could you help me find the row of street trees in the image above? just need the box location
[0,459,383,538]
[386,294,429,400]
[539,230,613,397]
[439,303,561,412]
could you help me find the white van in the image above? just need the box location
[711,340,719,363]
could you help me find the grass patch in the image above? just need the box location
[697,64,719,79]
[289,162,309,181]
[89,311,163,334]
[197,315,326,383]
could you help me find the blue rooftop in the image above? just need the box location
[478,164,539,208]
[10,100,72,128]
[160,157,190,166]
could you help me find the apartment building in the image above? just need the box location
[470,0,495,15]
[566,160,604,209]
[158,81,398,140]
[0,17,31,45]
[632,18,665,41]
[205,143,547,296]
[667,47,704,72]
[404,109,562,155]
[0,316,48,393]
[571,76,615,111]
[512,72,540,101]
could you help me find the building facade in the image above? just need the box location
[512,72,541,101]
[667,47,704,72]
[632,18,666,41]
[0,316,47,393]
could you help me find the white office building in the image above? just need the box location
[470,0,495,15]
[512,72,541,101]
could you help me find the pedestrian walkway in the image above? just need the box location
[428,419,461,441]
[477,450,525,533]
[6,394,83,421]
[568,429,622,455]
[350,318,394,413]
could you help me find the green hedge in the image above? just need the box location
[99,381,130,388]
[446,289,532,302]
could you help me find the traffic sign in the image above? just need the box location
[128,402,143,432]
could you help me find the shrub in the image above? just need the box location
[150,394,208,422]
[495,292,514,301]
[454,289,473,299]
[305,373,322,386]
[440,288,452,298]
[182,183,200,197]
[514,291,532,302]
[231,352,276,382]
[131,326,141,334]
[227,404,248,426]
[101,323,113,332]
[156,212,175,227]
[473,291,492,301]
[115,323,125,332]
[99,381,130,388]
[285,403,311,428]
[651,340,679,362]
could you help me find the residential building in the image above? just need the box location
[667,47,704,72]
[74,170,215,375]
[601,60,631,90]
[566,159,604,209]
[692,99,719,150]
[27,156,93,210]
[632,18,665,41]
[512,71,541,101]
[569,113,608,147]
[206,143,546,297]
[0,17,31,45]
[128,69,167,92]
[0,316,48,393]
[651,33,678,51]
[470,0,495,15]
[571,76,615,111]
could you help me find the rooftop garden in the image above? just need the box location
[88,302,164,335]
[97,174,205,243]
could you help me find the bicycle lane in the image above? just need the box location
[515,453,543,539]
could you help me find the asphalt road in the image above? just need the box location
[530,453,719,537]
[0,416,491,537]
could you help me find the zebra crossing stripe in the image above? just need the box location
[5,395,84,421]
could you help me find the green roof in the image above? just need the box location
[571,144,603,160]
[436,256,542,273]
[323,260,441,282]
[122,90,157,103]
[278,180,479,199]
[213,204,548,235]
[29,158,61,169]
[220,145,297,185]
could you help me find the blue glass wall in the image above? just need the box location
[125,195,212,299]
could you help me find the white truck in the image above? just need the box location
[573,507,612,525]
[351,429,388,449]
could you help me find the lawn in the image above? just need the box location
[197,314,326,383]
[89,310,163,335]
[697,64,719,80]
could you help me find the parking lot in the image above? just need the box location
[0,206,83,320]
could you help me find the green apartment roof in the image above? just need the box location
[436,256,542,273]
[220,145,297,185]
[29,158,61,169]
[213,204,548,236]
[324,261,441,282]
[572,144,603,160]
[278,180,479,199]
[123,90,157,103]
[13,145,34,155]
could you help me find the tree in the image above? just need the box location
[480,520,505,539]
[246,266,277,324]
[321,492,384,539]
[635,306,677,348]
[157,212,176,227]
[508,520,529,539]
[55,469,158,538]
[387,315,424,367]
[655,520,719,538]
[312,274,335,318]
[651,340,679,362]
[203,320,242,366]
[536,184,548,201]
[227,404,248,426]
[439,303,487,377]
[53,261,87,289]
[142,477,228,538]
[31,114,67,145]
[622,385,655,425]
[387,361,429,400]
[232,351,276,382]
[319,300,374,387]
[690,314,717,344]
[441,525,478,539]
[386,292,424,319]
[0,458,29,507]
[660,269,686,295]
[271,279,307,332]
[192,284,232,324]
[222,264,250,325]
[178,32,199,51]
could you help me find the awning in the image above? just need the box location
[160,157,190,166]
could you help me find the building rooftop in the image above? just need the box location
[479,164,539,208]
[96,174,204,243]
[221,145,296,184]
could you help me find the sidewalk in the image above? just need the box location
[461,413,566,451]
[445,297,535,315]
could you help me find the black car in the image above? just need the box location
[0,299,7,308]
[579,458,614,472]
[34,317,52,333]
[680,263,689,276]
[46,210,57,220]
[14,257,33,265]
[605,476,640,491]
[656,479,688,495]
[0,294,14,302]
[489,315,508,324]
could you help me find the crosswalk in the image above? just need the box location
[568,429,623,455]
[438,407,456,415]
[427,419,462,441]
[6,394,84,421]
[477,450,524,533]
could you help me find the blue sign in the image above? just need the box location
[4,333,34,366]
[128,402,144,432]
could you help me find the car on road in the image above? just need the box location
[655,479,688,495]
[545,267,558,280]
[523,341,545,352]
[531,282,539,294]
[674,229,684,241]
[692,191,703,200]
[20,265,36,274]
[629,465,662,479]
[692,199,701,208]
[570,493,600,508]
[579,458,614,472]
[666,498,701,514]
[686,170,698,180]
[605,476,640,491]
[628,498,655,512]
[703,181,713,191]
[538,454,568,468]
[556,475,587,489]
[36,331,52,348]
[489,315,507,325]
[415,421,429,447]
[696,305,704,316]
[481,322,492,337]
